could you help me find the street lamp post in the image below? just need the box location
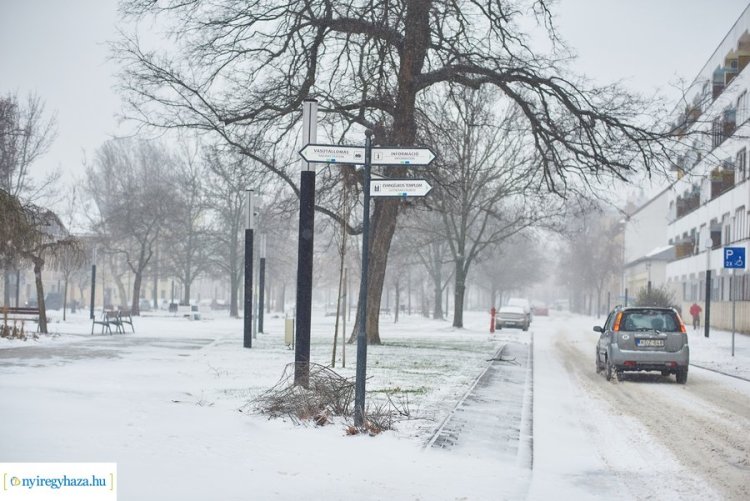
[258,233,266,334]
[89,247,97,319]
[244,189,255,348]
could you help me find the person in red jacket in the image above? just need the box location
[689,302,702,330]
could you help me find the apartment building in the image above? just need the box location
[657,6,750,331]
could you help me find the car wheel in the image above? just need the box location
[605,357,614,381]
[522,324,529,332]
[676,368,688,384]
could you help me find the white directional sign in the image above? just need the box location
[371,179,432,197]
[372,147,435,166]
[299,144,365,164]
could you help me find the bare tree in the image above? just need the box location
[203,146,273,317]
[0,92,58,200]
[87,138,178,315]
[162,137,212,305]
[115,0,673,343]
[474,233,547,308]
[557,205,622,315]
[400,210,453,320]
[0,192,83,333]
[424,88,558,327]
[0,92,59,306]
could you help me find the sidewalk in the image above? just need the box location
[685,325,750,380]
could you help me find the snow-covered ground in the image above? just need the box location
[1,308,749,500]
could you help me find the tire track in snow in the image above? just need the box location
[557,333,750,501]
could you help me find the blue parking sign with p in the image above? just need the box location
[724,247,746,269]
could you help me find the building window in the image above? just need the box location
[738,90,748,125]
[723,213,731,246]
[737,147,747,182]
[736,206,746,241]
[712,116,723,147]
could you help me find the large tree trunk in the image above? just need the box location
[229,242,240,317]
[33,259,47,334]
[394,277,400,323]
[432,280,443,320]
[348,199,401,344]
[453,260,467,328]
[131,271,143,314]
[276,282,285,313]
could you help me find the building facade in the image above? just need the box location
[639,6,750,332]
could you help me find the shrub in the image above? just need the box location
[634,285,677,309]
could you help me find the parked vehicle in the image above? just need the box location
[139,298,152,312]
[531,302,549,316]
[594,306,689,384]
[26,293,63,310]
[495,305,530,331]
[507,297,532,324]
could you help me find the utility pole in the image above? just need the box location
[89,247,97,319]
[258,233,266,334]
[244,189,255,348]
[704,230,711,338]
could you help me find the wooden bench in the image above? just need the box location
[2,306,41,332]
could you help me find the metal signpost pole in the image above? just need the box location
[295,99,317,387]
[732,268,736,357]
[89,247,97,320]
[244,189,255,348]
[724,246,745,356]
[705,241,711,338]
[258,234,266,334]
[354,130,373,428]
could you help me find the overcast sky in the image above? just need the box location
[1,0,749,196]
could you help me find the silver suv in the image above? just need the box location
[594,306,689,384]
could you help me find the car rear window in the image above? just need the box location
[620,310,680,332]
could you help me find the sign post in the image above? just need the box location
[298,138,434,425]
[724,246,746,356]
[295,99,318,386]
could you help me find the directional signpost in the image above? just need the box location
[298,137,434,427]
[371,147,435,165]
[299,144,365,164]
[300,144,435,167]
[724,247,746,356]
[371,179,432,197]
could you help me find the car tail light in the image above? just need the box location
[613,312,623,331]
[678,320,687,333]
[623,361,637,367]
[667,362,677,368]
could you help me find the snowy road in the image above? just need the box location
[530,315,750,500]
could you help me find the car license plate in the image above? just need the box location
[636,339,664,347]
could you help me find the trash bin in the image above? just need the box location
[190,305,201,320]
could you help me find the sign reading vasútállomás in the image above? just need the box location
[299,144,365,164]
[370,179,432,197]
[371,147,435,166]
